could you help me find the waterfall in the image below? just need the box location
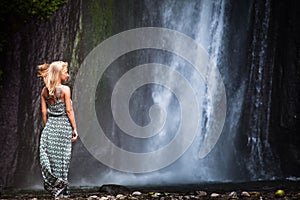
[73,0,229,186]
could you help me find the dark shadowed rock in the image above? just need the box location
[99,184,132,195]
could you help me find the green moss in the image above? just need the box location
[69,12,83,84]
[89,0,113,48]
[91,0,112,46]
[69,0,114,86]
[67,0,114,90]
[91,1,114,92]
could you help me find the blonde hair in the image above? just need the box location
[37,63,50,84]
[46,61,68,98]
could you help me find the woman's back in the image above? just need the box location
[43,86,67,117]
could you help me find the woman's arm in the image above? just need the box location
[64,86,78,142]
[41,87,48,125]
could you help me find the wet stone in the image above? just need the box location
[241,191,251,197]
[116,194,126,199]
[195,191,207,197]
[228,191,238,199]
[132,191,142,195]
[99,184,131,196]
[210,193,221,198]
[1,182,300,200]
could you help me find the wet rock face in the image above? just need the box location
[269,0,300,177]
[0,0,82,188]
[0,34,22,188]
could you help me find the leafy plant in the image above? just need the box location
[0,0,67,94]
[29,0,67,20]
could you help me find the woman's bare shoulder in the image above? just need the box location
[61,85,70,92]
[59,85,70,98]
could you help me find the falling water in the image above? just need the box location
[73,0,230,186]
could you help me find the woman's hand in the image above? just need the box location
[72,129,78,142]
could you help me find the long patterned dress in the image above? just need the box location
[39,98,72,197]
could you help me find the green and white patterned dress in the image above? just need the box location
[39,98,72,197]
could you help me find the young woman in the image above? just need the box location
[37,61,78,198]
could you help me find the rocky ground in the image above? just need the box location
[1,180,300,200]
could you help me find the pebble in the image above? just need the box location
[88,195,99,199]
[2,187,299,199]
[241,191,251,197]
[249,191,260,195]
[196,190,207,197]
[128,196,138,200]
[132,191,142,195]
[210,193,220,197]
[116,194,126,199]
[228,191,238,199]
[151,192,161,197]
[108,195,116,200]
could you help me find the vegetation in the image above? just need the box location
[0,0,67,88]
[0,0,67,51]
